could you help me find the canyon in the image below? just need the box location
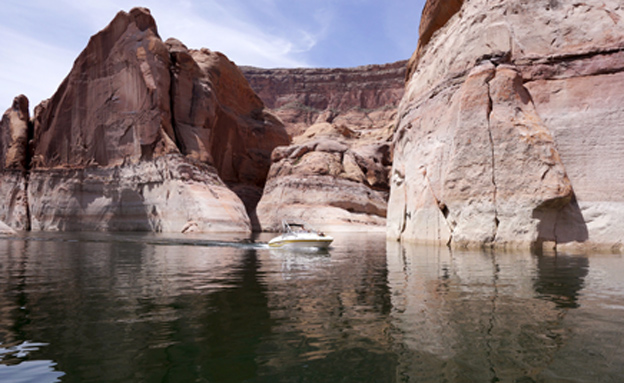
[242,62,405,231]
[0,7,403,235]
[1,1,623,251]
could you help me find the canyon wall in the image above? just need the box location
[242,62,405,138]
[389,0,624,250]
[1,7,288,233]
[243,63,405,231]
[3,2,621,246]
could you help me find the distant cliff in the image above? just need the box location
[389,0,624,250]
[241,62,406,138]
[241,62,406,231]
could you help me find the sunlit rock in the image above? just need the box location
[390,0,624,249]
[20,7,286,233]
[0,95,31,230]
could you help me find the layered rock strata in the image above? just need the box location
[256,122,392,231]
[167,39,289,225]
[247,64,405,231]
[390,0,624,249]
[27,156,249,232]
[2,7,288,233]
[241,62,406,138]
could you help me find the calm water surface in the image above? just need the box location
[0,232,623,382]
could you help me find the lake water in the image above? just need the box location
[0,232,623,382]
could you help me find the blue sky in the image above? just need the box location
[1,0,425,111]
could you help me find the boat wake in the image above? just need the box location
[0,232,271,250]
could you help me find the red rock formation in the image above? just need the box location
[241,61,406,138]
[10,7,288,233]
[390,0,624,250]
[256,122,392,231]
[32,8,177,169]
[0,95,31,230]
[168,39,289,224]
[245,62,405,231]
[0,95,30,170]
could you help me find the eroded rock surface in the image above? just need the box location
[0,95,31,230]
[242,61,406,138]
[28,155,249,232]
[257,122,391,231]
[390,0,624,249]
[168,39,289,224]
[32,8,177,169]
[3,7,287,233]
[247,62,405,231]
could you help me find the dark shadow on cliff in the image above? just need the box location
[227,183,263,232]
[105,187,153,231]
[533,194,589,247]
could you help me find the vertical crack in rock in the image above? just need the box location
[167,60,183,153]
[485,73,500,244]
[24,118,34,230]
[422,167,453,246]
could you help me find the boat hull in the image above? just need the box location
[268,238,333,249]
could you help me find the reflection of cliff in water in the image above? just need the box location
[0,233,398,382]
[386,242,590,382]
[0,233,270,381]
[256,236,397,381]
[164,248,274,382]
[534,254,589,309]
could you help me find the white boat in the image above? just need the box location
[268,221,333,249]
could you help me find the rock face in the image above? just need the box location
[2,7,288,233]
[390,0,624,249]
[0,220,15,234]
[245,63,405,231]
[27,156,249,232]
[241,62,406,138]
[168,39,289,225]
[405,0,463,82]
[256,122,392,231]
[0,95,31,230]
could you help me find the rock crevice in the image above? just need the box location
[485,68,500,244]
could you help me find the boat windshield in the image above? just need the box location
[281,221,310,233]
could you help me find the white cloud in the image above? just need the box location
[150,3,313,68]
[0,25,78,111]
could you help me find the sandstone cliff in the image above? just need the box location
[0,95,31,230]
[244,63,405,231]
[242,62,406,138]
[1,7,288,233]
[256,122,392,231]
[390,0,624,250]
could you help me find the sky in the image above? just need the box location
[1,0,426,111]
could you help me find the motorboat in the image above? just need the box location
[268,221,333,249]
